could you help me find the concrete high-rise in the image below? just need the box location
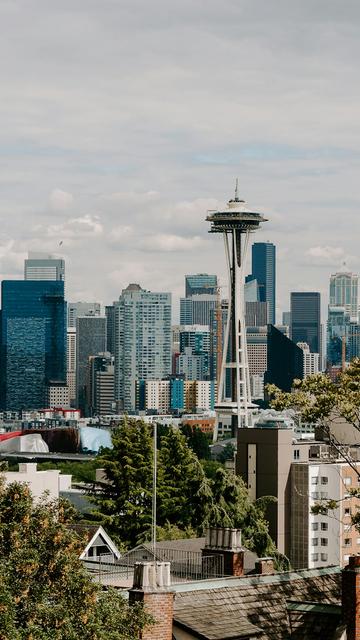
[206,184,267,435]
[291,292,321,354]
[114,284,172,412]
[24,252,65,282]
[0,281,66,410]
[185,274,218,297]
[76,316,106,413]
[250,242,276,324]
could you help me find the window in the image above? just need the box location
[321,553,328,562]
[321,523,328,531]
[294,449,300,460]
[311,553,319,562]
[344,524,352,532]
[321,538,328,546]
[311,477,319,485]
[345,507,351,516]
[344,554,350,563]
[320,492,328,499]
[321,477,328,485]
[311,538,318,546]
[344,538,352,547]
[344,477,352,486]
[311,492,319,500]
[311,523,319,531]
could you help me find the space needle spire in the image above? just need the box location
[206,184,268,439]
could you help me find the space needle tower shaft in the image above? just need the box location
[206,182,268,438]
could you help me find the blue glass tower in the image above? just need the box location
[250,242,276,324]
[0,281,66,411]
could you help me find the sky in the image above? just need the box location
[1,0,360,322]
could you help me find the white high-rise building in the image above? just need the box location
[24,252,65,282]
[297,342,320,377]
[114,284,172,412]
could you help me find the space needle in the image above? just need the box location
[206,182,268,438]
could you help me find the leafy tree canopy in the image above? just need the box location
[0,474,150,640]
[90,419,278,559]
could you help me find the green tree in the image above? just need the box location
[157,428,213,533]
[90,418,154,548]
[0,477,150,639]
[180,424,211,460]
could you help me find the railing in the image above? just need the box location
[83,548,225,586]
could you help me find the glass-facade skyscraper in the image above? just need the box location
[185,274,217,297]
[0,281,66,411]
[290,292,321,354]
[329,272,359,320]
[250,242,276,324]
[114,284,172,412]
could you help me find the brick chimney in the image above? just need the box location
[342,555,360,640]
[255,557,275,575]
[128,562,175,640]
[202,527,244,576]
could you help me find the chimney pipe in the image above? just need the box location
[129,562,175,640]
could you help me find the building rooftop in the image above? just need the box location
[173,566,342,639]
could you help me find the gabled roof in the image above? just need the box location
[69,524,121,560]
[173,566,342,640]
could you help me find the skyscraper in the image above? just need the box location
[114,284,172,412]
[180,294,217,325]
[185,274,218,297]
[67,301,101,328]
[24,252,65,282]
[0,281,66,410]
[329,272,359,320]
[250,242,276,324]
[76,316,107,414]
[265,325,304,392]
[290,292,321,354]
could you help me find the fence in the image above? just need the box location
[83,547,224,586]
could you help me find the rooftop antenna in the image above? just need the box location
[235,178,239,202]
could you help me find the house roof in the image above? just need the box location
[68,524,121,560]
[173,566,342,640]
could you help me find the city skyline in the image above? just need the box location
[0,2,359,322]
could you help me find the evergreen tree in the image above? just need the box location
[90,418,154,547]
[180,424,211,460]
[158,428,213,532]
[0,477,150,639]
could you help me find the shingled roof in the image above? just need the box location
[173,566,342,640]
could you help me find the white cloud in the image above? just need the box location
[139,234,204,252]
[306,246,345,261]
[49,189,74,211]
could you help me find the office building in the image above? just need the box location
[76,316,106,414]
[176,347,210,380]
[297,342,320,377]
[245,301,268,327]
[0,281,66,411]
[330,272,359,320]
[46,383,70,408]
[250,242,276,324]
[180,294,218,326]
[290,292,321,354]
[67,327,76,405]
[185,274,217,297]
[86,353,114,416]
[244,278,259,303]
[67,302,101,328]
[265,325,304,392]
[114,284,172,412]
[24,252,65,282]
[105,305,115,355]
